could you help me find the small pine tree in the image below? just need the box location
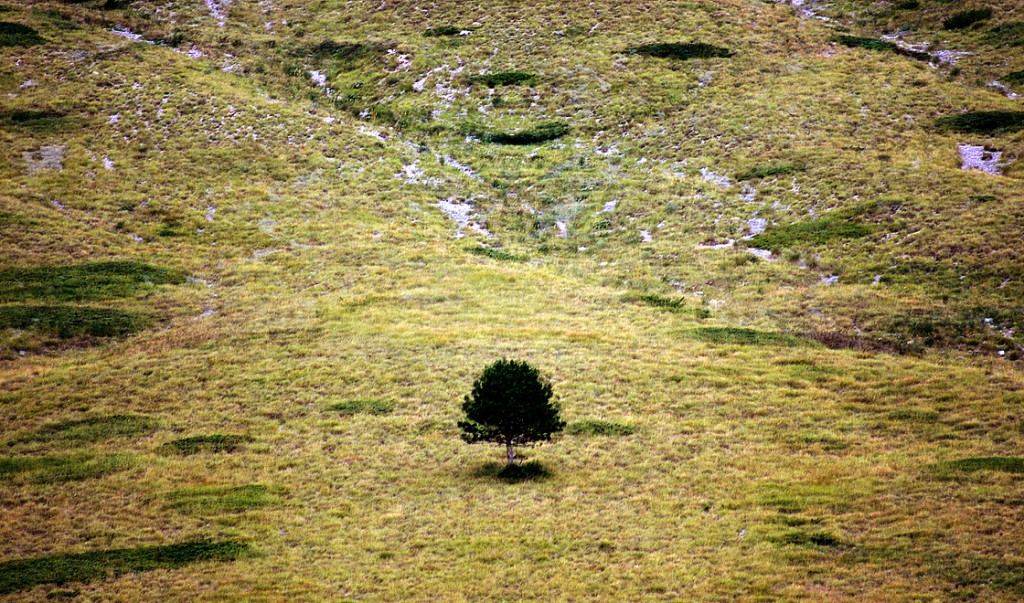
[459,359,565,466]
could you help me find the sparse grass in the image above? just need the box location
[0,305,151,338]
[6,414,158,446]
[468,72,536,87]
[0,540,252,594]
[943,8,993,30]
[0,454,135,484]
[0,22,44,47]
[566,419,636,436]
[626,42,733,60]
[0,261,186,303]
[686,327,809,347]
[328,399,395,415]
[158,435,252,455]
[164,484,287,513]
[936,111,1024,134]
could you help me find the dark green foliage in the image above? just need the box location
[833,35,931,61]
[937,110,1024,134]
[626,42,733,60]
[459,359,564,465]
[622,293,701,315]
[1,109,73,131]
[480,121,570,145]
[944,457,1024,473]
[7,414,158,446]
[159,434,252,455]
[735,163,805,181]
[36,10,78,30]
[0,305,151,338]
[0,212,29,227]
[943,8,993,30]
[0,261,186,303]
[423,25,462,37]
[467,247,527,262]
[1003,71,1024,86]
[747,217,872,252]
[772,529,844,547]
[307,41,391,69]
[329,399,394,415]
[0,540,251,594]
[985,22,1024,47]
[566,420,637,436]
[164,484,286,513]
[0,22,44,47]
[893,0,919,9]
[687,327,808,347]
[0,454,134,484]
[474,460,550,481]
[468,71,536,87]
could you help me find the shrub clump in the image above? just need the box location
[735,163,806,181]
[468,71,536,87]
[566,420,637,436]
[480,121,570,145]
[944,457,1024,473]
[985,22,1024,47]
[423,25,462,37]
[0,305,151,338]
[467,247,527,262]
[627,42,733,60]
[747,217,872,251]
[0,22,45,47]
[0,109,67,131]
[159,434,252,455]
[935,111,1024,134]
[329,399,395,415]
[832,35,931,61]
[1002,71,1024,86]
[943,8,993,30]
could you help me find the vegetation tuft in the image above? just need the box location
[735,163,805,181]
[0,305,151,338]
[0,540,252,594]
[686,327,808,347]
[1003,71,1024,86]
[943,8,993,30]
[0,261,186,303]
[936,110,1024,134]
[944,457,1024,473]
[985,22,1024,47]
[159,435,252,455]
[771,529,845,548]
[621,293,698,314]
[6,415,158,446]
[566,419,637,436]
[467,247,527,262]
[833,35,931,61]
[626,42,733,60]
[164,484,286,513]
[468,72,536,87]
[479,122,570,145]
[0,454,134,484]
[0,109,68,131]
[423,26,462,37]
[0,22,44,47]
[747,217,872,252]
[329,399,395,415]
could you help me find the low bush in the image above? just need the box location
[159,434,252,455]
[943,8,993,30]
[1003,71,1024,86]
[985,21,1024,46]
[735,163,805,181]
[627,42,733,60]
[944,457,1024,473]
[480,121,570,145]
[468,72,535,87]
[0,22,44,47]
[936,111,1024,134]
[0,109,67,131]
[833,35,930,61]
[329,399,395,415]
[467,247,527,262]
[423,26,462,37]
[0,305,151,338]
[747,217,871,252]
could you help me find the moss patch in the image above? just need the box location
[626,42,733,60]
[0,261,186,303]
[566,419,637,436]
[0,22,44,47]
[159,435,252,455]
[6,415,158,446]
[686,327,808,347]
[0,109,68,132]
[735,163,805,181]
[164,484,286,513]
[468,72,536,87]
[0,305,152,338]
[0,540,252,595]
[936,111,1024,134]
[746,217,872,252]
[467,247,527,262]
[329,399,395,415]
[944,457,1024,474]
[833,35,931,61]
[0,454,135,484]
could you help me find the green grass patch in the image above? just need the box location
[164,484,286,513]
[479,121,570,145]
[687,327,808,347]
[0,22,44,47]
[0,261,186,303]
[423,25,463,37]
[892,0,919,9]
[943,8,993,31]
[0,211,30,228]
[735,163,805,181]
[329,399,395,415]
[885,409,940,422]
[6,415,158,446]
[985,22,1024,47]
[158,435,252,455]
[306,40,391,67]
[566,419,637,436]
[747,217,872,252]
[1003,71,1024,86]
[832,35,930,61]
[936,111,1024,134]
[468,71,536,87]
[0,305,151,338]
[944,457,1024,473]
[626,42,733,60]
[467,247,527,262]
[0,454,135,484]
[0,109,68,131]
[0,540,252,595]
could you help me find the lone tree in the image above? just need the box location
[459,359,565,466]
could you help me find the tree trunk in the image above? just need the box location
[506,442,516,466]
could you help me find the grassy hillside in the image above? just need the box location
[1,0,1023,600]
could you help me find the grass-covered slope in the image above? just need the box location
[0,0,1023,600]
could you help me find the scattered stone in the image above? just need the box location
[24,145,65,173]
[821,275,839,285]
[988,81,1020,100]
[102,157,114,170]
[746,218,768,237]
[601,200,617,213]
[958,144,1004,175]
[437,198,490,238]
[700,167,731,188]
[309,70,327,87]
[640,230,653,242]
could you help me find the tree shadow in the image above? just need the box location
[472,461,550,483]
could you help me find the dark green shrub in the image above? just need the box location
[0,540,251,594]
[945,457,1024,473]
[735,163,805,181]
[159,434,252,455]
[833,35,930,61]
[943,8,993,30]
[566,420,637,436]
[481,121,570,145]
[0,454,134,484]
[467,247,527,262]
[627,42,733,60]
[0,261,186,302]
[747,218,872,251]
[7,414,158,446]
[468,71,536,87]
[893,0,919,9]
[0,305,151,338]
[935,111,1024,134]
[985,22,1024,46]
[687,327,808,347]
[774,529,844,547]
[1003,71,1024,86]
[308,40,389,61]
[423,25,462,37]
[0,22,44,47]
[623,293,687,312]
[329,399,395,415]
